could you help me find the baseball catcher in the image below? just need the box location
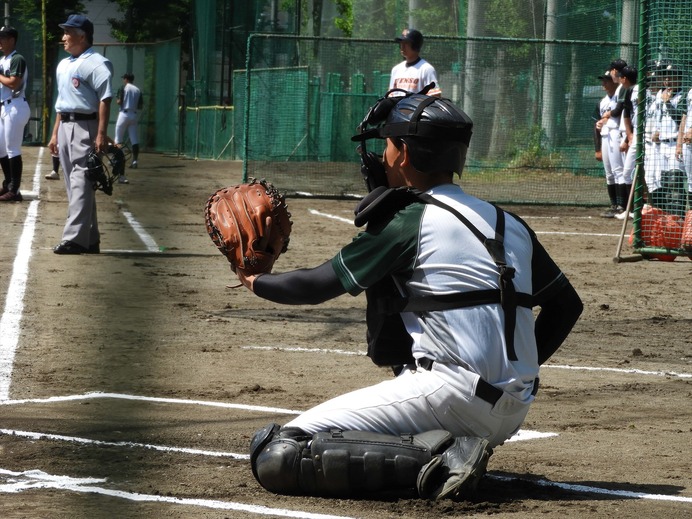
[204,178,292,275]
[231,91,583,502]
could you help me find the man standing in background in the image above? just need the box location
[388,29,441,97]
[0,26,30,202]
[114,72,143,182]
[48,14,113,255]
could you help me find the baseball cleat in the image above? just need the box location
[45,170,60,180]
[417,436,491,501]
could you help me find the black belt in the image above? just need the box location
[122,109,136,113]
[60,112,97,122]
[416,358,538,405]
[1,97,26,105]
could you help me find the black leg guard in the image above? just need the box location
[249,424,454,497]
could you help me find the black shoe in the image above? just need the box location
[53,240,88,255]
[86,242,100,254]
[0,190,22,202]
[417,436,492,501]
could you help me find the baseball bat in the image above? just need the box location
[613,163,640,262]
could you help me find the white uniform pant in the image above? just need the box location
[0,98,30,158]
[115,110,139,146]
[602,129,623,184]
[58,119,100,248]
[621,132,636,185]
[645,141,662,192]
[285,361,532,449]
[683,143,692,194]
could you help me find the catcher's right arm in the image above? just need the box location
[205,179,292,275]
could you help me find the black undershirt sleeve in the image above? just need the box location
[507,211,584,364]
[529,236,584,364]
[253,260,347,305]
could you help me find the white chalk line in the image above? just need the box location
[0,149,43,401]
[0,391,300,415]
[489,474,692,503]
[308,208,622,237]
[241,346,691,380]
[1,392,690,506]
[0,468,354,519]
[121,209,161,252]
[0,428,249,460]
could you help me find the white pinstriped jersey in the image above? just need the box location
[331,184,568,402]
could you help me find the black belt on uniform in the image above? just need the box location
[0,97,26,106]
[122,109,136,113]
[60,112,97,122]
[416,357,538,406]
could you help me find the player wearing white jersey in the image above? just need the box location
[388,29,441,97]
[0,26,30,202]
[115,72,143,180]
[596,71,620,217]
[236,93,582,501]
[676,86,692,207]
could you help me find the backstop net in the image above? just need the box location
[241,33,635,205]
[630,0,692,261]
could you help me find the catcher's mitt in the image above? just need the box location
[205,178,292,275]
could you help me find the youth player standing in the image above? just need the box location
[235,92,583,501]
[388,29,441,97]
[0,26,30,202]
[114,72,143,182]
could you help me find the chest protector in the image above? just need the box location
[357,187,533,368]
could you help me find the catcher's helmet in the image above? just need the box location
[352,91,473,175]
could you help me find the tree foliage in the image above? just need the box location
[13,0,85,45]
[107,0,191,43]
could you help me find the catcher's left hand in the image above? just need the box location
[204,178,292,275]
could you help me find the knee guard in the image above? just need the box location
[249,423,453,497]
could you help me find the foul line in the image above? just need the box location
[0,149,43,401]
[0,468,354,519]
[308,208,621,236]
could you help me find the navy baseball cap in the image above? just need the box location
[598,70,613,80]
[395,29,424,51]
[59,14,94,38]
[0,26,18,39]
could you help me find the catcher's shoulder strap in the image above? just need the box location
[376,192,533,362]
[353,186,422,228]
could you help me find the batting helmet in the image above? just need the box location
[352,92,473,175]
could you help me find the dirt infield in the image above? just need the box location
[0,147,690,518]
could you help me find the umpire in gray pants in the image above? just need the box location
[48,14,113,255]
